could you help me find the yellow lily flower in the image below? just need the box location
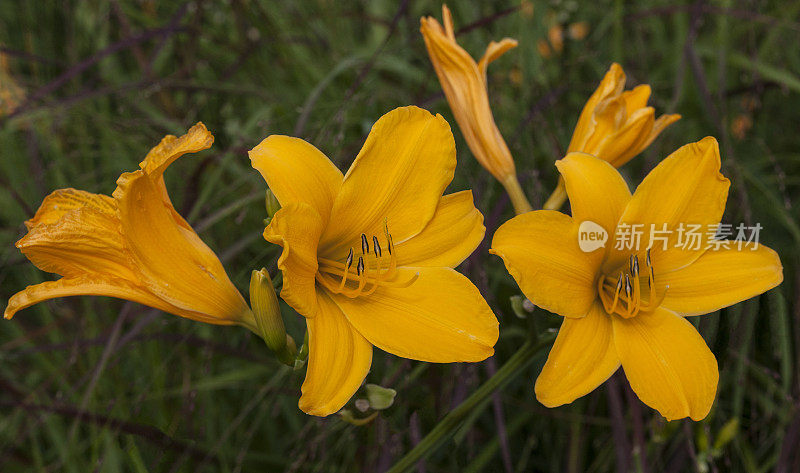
[5,123,255,331]
[544,63,681,210]
[250,106,499,416]
[569,62,681,167]
[491,137,783,420]
[421,5,532,214]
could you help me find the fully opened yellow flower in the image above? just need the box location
[5,124,255,330]
[421,6,532,214]
[250,106,499,416]
[492,137,783,420]
[545,63,681,210]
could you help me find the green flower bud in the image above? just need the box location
[265,189,281,218]
[250,268,290,355]
[365,383,396,410]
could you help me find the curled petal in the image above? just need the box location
[263,203,324,318]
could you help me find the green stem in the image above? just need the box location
[386,335,554,473]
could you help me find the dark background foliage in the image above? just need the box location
[1,0,798,471]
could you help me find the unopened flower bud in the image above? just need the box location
[249,268,286,353]
[365,383,396,411]
[265,189,281,218]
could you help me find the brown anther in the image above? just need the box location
[373,236,381,257]
[345,248,354,269]
[361,234,369,254]
[357,257,365,276]
[624,274,632,299]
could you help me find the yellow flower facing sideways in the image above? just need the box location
[5,124,256,331]
[421,5,532,214]
[545,63,681,210]
[491,137,783,420]
[250,106,499,416]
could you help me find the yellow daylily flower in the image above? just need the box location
[544,63,681,210]
[491,137,783,420]
[250,106,499,416]
[421,5,532,214]
[6,123,255,331]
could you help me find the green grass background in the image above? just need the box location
[1,0,799,471]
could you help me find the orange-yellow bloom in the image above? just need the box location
[250,106,499,416]
[568,62,681,167]
[5,124,255,330]
[544,63,681,210]
[491,137,783,420]
[421,6,531,214]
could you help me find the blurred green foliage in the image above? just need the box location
[1,0,799,471]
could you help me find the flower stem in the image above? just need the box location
[542,176,567,210]
[386,334,555,473]
[500,175,533,215]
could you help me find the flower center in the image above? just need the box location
[597,249,665,318]
[315,222,418,298]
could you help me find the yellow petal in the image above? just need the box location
[606,137,730,274]
[16,202,136,281]
[420,10,516,182]
[660,243,783,316]
[490,211,597,318]
[535,303,619,407]
[603,107,655,167]
[644,113,682,149]
[249,135,343,224]
[319,106,455,257]
[555,152,630,267]
[620,84,651,114]
[477,38,518,77]
[24,188,115,229]
[394,191,485,268]
[263,203,324,318]
[330,267,498,363]
[567,63,626,153]
[4,275,211,323]
[612,307,719,421]
[139,122,214,178]
[113,169,249,321]
[299,291,372,416]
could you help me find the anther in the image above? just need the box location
[624,274,632,299]
[357,257,365,276]
[373,236,381,257]
[345,248,354,269]
[387,234,394,255]
[361,234,369,254]
[646,248,652,267]
[632,255,639,276]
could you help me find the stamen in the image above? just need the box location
[345,248,354,269]
[609,274,623,314]
[357,256,365,276]
[373,236,381,257]
[361,234,369,254]
[338,248,354,292]
[624,274,633,318]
